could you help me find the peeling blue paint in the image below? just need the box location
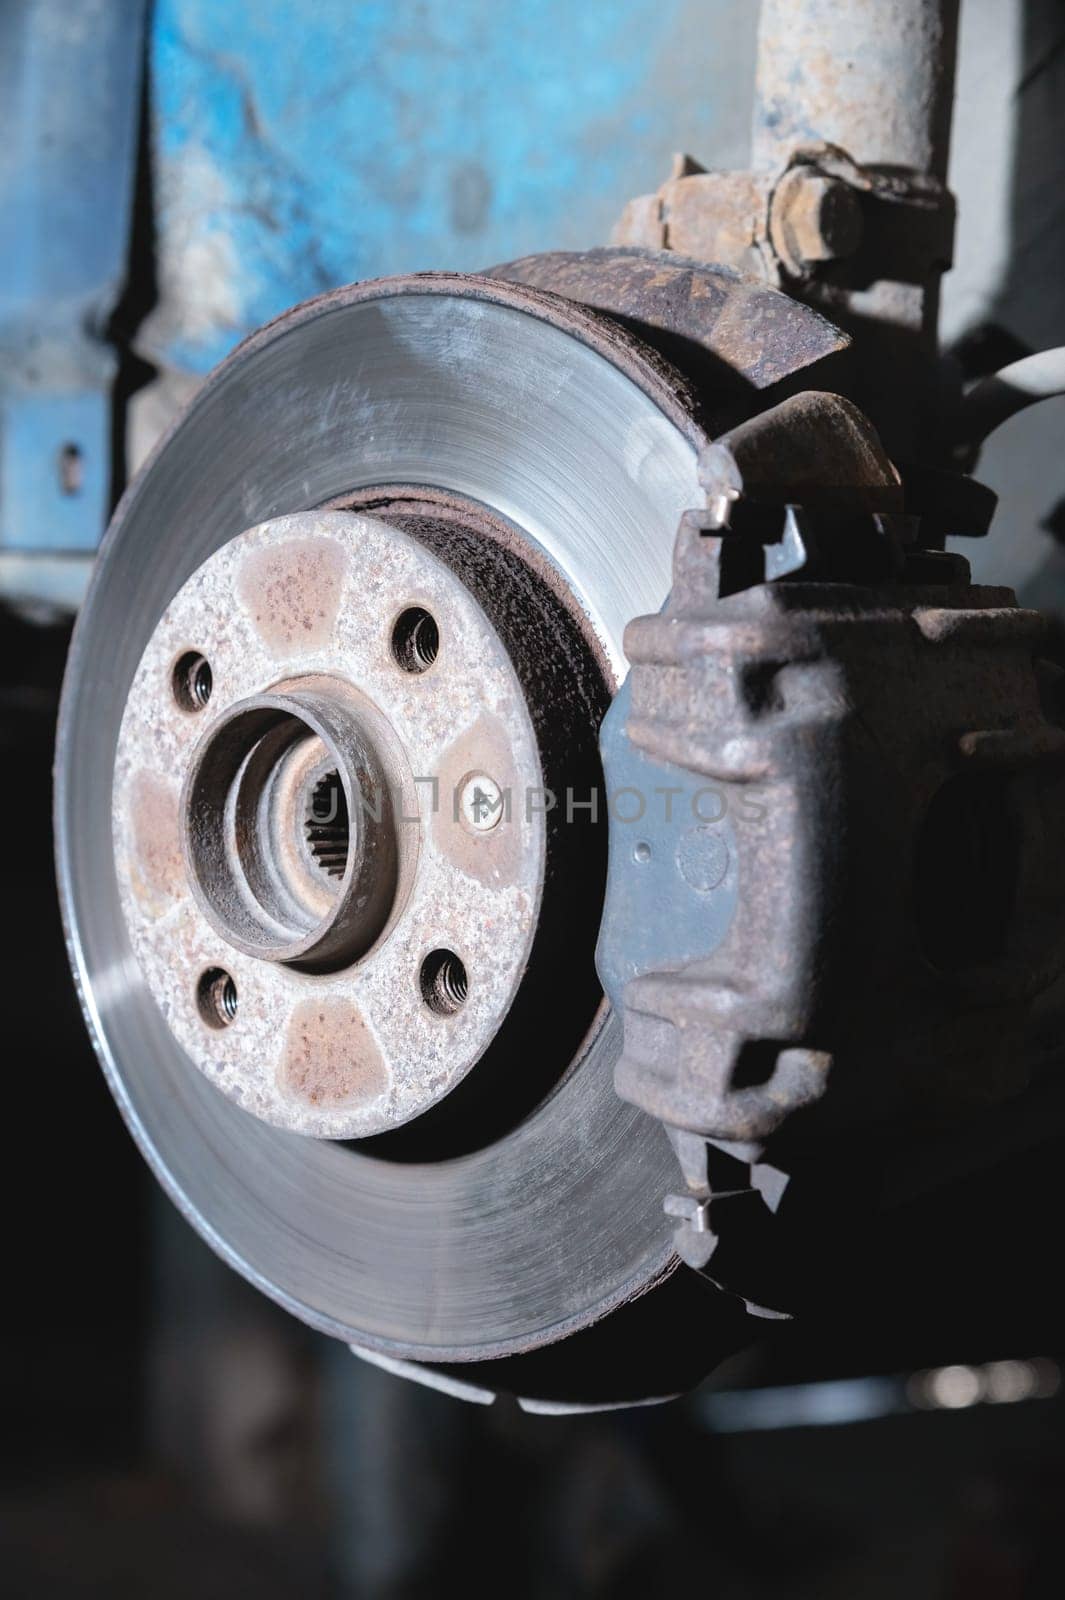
[147,0,753,373]
[0,0,756,560]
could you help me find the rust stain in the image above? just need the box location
[129,771,185,914]
[281,996,389,1108]
[432,712,530,888]
[238,538,347,656]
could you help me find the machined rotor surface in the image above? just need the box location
[56,274,708,1377]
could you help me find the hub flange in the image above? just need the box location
[113,509,546,1139]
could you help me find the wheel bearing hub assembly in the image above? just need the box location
[58,270,749,1408]
[60,256,1059,1409]
[114,508,556,1138]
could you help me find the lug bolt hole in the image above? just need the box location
[420,949,467,1016]
[391,607,439,673]
[197,967,238,1029]
[173,651,213,712]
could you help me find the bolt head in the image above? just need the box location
[773,169,863,269]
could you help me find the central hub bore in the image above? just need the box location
[181,686,399,972]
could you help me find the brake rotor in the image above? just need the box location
[56,273,720,1397]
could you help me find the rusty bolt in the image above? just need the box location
[770,168,863,273]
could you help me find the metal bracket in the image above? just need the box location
[0,0,147,599]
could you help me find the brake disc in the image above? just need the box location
[56,273,729,1399]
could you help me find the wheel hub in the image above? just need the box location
[113,508,552,1139]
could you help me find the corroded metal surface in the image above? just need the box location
[114,510,545,1139]
[608,148,954,461]
[751,0,960,180]
[767,165,864,274]
[594,368,1065,1310]
[608,1,961,462]
[608,511,1065,1151]
[700,389,904,518]
[492,248,851,421]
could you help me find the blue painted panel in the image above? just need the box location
[0,0,145,553]
[0,0,757,559]
[146,0,755,373]
[1,393,109,554]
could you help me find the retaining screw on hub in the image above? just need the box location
[460,773,504,832]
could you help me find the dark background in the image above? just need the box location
[6,0,1065,1594]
